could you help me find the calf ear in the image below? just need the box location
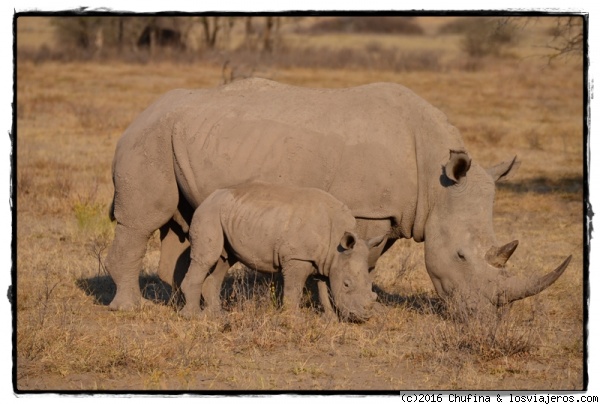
[366,234,386,250]
[487,156,520,182]
[339,231,357,251]
[444,150,471,183]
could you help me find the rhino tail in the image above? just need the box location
[108,198,116,222]
[172,208,190,234]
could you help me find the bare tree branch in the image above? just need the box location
[546,16,585,61]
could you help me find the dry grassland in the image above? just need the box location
[15,16,585,391]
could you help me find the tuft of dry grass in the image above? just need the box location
[430,296,542,361]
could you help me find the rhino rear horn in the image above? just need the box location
[496,255,572,305]
[487,156,521,182]
[485,240,519,268]
[366,234,386,249]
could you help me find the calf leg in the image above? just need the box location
[179,203,224,318]
[282,260,314,312]
[180,259,215,318]
[201,256,231,315]
[317,280,338,321]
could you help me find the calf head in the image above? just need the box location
[423,150,571,314]
[329,232,385,321]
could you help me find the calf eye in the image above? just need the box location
[343,280,351,289]
[457,251,466,261]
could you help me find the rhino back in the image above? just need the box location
[153,79,463,238]
[220,183,355,273]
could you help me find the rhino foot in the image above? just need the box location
[179,304,203,319]
[180,307,227,322]
[108,291,143,311]
[319,309,340,324]
[203,306,225,318]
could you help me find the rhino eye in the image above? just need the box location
[457,250,467,261]
[343,279,351,289]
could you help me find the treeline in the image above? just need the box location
[49,16,525,57]
[50,16,285,54]
[21,16,583,68]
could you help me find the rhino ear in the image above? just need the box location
[339,231,357,251]
[444,150,472,183]
[487,156,520,182]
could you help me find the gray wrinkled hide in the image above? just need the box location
[180,182,377,320]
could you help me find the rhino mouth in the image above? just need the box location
[335,299,377,323]
[337,308,373,323]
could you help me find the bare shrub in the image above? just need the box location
[526,128,543,150]
[51,16,104,50]
[17,44,54,65]
[307,16,424,35]
[53,171,73,199]
[17,167,33,197]
[18,43,96,63]
[262,45,441,72]
[463,123,509,146]
[17,264,62,360]
[69,102,123,134]
[457,56,486,72]
[439,17,521,57]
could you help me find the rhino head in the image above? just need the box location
[422,150,571,313]
[328,232,385,321]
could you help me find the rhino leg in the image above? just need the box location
[107,196,179,310]
[157,219,191,289]
[158,195,194,289]
[201,256,231,315]
[106,223,153,310]
[282,260,314,312]
[107,139,181,310]
[354,219,391,270]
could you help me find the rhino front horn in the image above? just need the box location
[496,255,572,306]
[485,240,519,268]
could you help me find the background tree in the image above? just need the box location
[200,16,221,49]
[52,17,104,50]
[545,16,585,61]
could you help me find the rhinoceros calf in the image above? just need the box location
[179,183,384,321]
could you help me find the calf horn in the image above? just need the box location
[495,255,572,305]
[485,240,519,268]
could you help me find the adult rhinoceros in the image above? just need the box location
[106,78,570,313]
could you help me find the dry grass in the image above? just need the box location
[14,16,585,391]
